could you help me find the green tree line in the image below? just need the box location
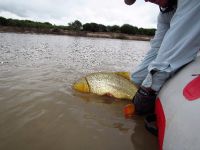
[0,17,155,36]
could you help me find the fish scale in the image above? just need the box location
[84,72,138,100]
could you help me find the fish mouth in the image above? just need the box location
[73,78,90,93]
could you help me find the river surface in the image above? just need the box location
[0,32,157,150]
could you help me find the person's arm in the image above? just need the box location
[131,11,173,86]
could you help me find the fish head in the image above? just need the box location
[73,77,90,93]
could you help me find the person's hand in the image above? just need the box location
[123,103,135,118]
[124,0,136,5]
[133,86,157,115]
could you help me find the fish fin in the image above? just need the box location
[115,72,131,80]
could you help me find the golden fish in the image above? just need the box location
[73,72,138,100]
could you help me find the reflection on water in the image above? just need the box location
[0,33,157,150]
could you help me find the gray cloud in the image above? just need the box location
[0,0,159,28]
[0,0,73,18]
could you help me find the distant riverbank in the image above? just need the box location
[0,26,152,41]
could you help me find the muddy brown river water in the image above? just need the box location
[0,32,157,150]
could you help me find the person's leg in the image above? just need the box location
[131,10,174,86]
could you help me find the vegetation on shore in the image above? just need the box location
[0,16,155,40]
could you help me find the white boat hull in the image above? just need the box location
[156,55,200,150]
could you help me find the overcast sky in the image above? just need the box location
[0,0,159,28]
